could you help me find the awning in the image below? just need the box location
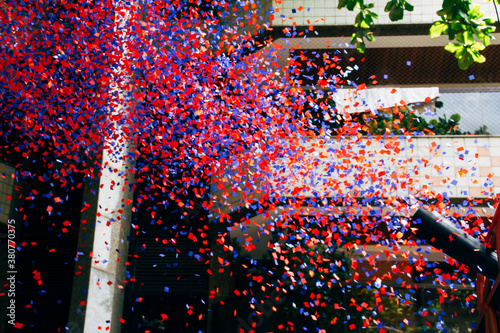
[334,87,440,114]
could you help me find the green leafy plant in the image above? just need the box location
[474,125,490,135]
[339,0,497,69]
[361,287,416,332]
[338,0,379,53]
[414,288,477,332]
[428,113,462,135]
[430,2,496,69]
[384,0,414,21]
[351,107,465,136]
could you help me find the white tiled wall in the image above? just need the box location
[271,0,499,26]
[270,135,500,199]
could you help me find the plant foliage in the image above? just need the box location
[339,0,497,69]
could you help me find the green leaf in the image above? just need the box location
[404,2,414,11]
[351,32,366,53]
[443,0,454,8]
[457,8,469,20]
[448,27,455,40]
[364,31,375,41]
[338,0,358,11]
[483,35,491,46]
[455,46,465,60]
[458,50,474,70]
[351,32,358,42]
[471,42,486,51]
[360,19,371,29]
[436,7,450,16]
[346,0,357,11]
[430,21,447,38]
[463,30,474,44]
[444,43,463,53]
[469,4,481,18]
[366,10,378,19]
[450,114,461,122]
[482,24,496,34]
[468,48,486,63]
[338,0,350,10]
[389,6,404,21]
[384,0,395,12]
[475,28,492,46]
[354,12,363,27]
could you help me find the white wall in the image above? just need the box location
[271,0,500,27]
[269,135,500,199]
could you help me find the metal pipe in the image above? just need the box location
[411,207,499,280]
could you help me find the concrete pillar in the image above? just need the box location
[82,146,135,332]
[83,1,135,331]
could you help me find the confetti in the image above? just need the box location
[0,1,485,332]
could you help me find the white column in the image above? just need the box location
[83,2,135,332]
